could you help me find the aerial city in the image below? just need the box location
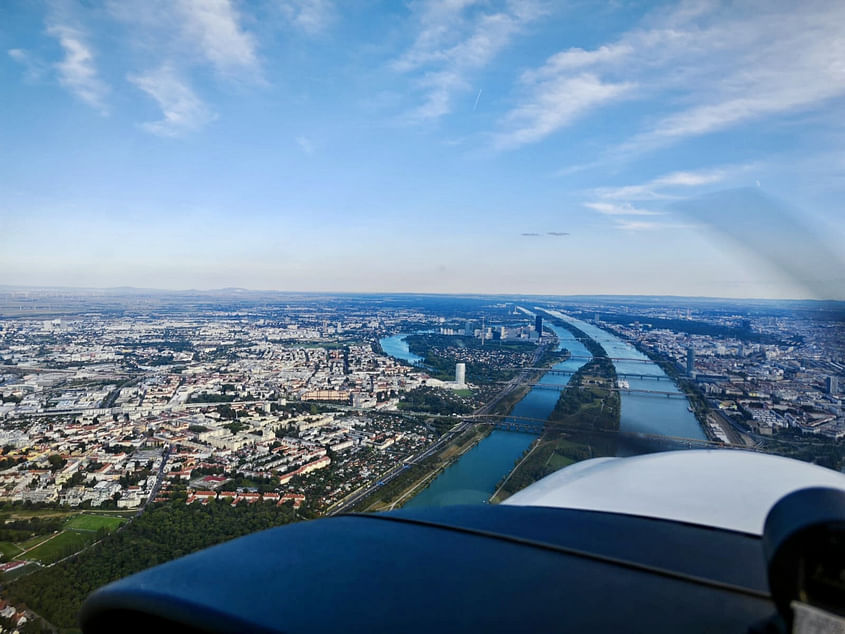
[0,289,841,628]
[2,0,844,630]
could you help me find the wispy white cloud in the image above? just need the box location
[107,0,259,78]
[45,24,109,113]
[173,0,258,76]
[499,1,845,152]
[394,0,546,122]
[595,166,739,200]
[613,219,695,232]
[128,66,216,136]
[278,0,335,35]
[8,48,48,82]
[584,201,663,216]
[584,164,746,230]
[494,73,634,149]
[105,0,258,132]
[391,0,484,73]
[521,43,633,82]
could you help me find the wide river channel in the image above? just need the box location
[380,310,706,508]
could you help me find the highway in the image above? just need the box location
[139,443,171,515]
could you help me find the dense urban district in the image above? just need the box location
[0,288,841,631]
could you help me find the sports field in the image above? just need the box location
[64,514,126,532]
[24,531,93,565]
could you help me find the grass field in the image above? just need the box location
[0,541,23,559]
[546,452,576,471]
[17,534,54,551]
[24,531,94,565]
[64,514,126,532]
[0,509,75,521]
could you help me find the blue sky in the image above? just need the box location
[2,0,844,298]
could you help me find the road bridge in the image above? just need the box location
[464,413,725,449]
[492,380,686,399]
[536,368,673,381]
[529,383,685,398]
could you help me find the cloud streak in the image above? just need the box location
[495,73,634,149]
[8,48,48,82]
[497,1,845,152]
[278,0,335,35]
[594,166,743,201]
[128,66,216,136]
[46,24,109,113]
[612,219,693,232]
[174,0,258,76]
[394,0,545,122]
[584,201,663,216]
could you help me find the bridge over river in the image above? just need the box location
[520,382,687,398]
[466,414,723,449]
[515,367,676,381]
[384,312,706,510]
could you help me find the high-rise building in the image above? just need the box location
[826,376,838,395]
[686,347,695,377]
[464,321,472,337]
[455,363,466,386]
[535,315,543,337]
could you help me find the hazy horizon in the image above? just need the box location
[2,282,844,304]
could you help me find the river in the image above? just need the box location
[379,312,705,508]
[379,334,424,365]
[386,323,594,508]
[543,310,706,448]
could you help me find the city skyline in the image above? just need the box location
[2,1,845,299]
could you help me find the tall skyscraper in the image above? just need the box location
[464,320,472,337]
[455,363,466,386]
[535,315,543,337]
[686,347,695,377]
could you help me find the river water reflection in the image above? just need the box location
[379,334,424,365]
[380,312,705,508]
[399,323,593,508]
[544,310,706,445]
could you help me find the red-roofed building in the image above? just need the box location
[279,493,305,509]
[0,561,27,573]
